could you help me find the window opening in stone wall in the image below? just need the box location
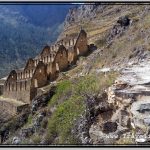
[5,83,7,90]
[46,56,48,62]
[9,83,10,91]
[34,60,36,67]
[12,83,14,91]
[25,81,27,90]
[56,63,59,71]
[77,48,80,55]
[30,70,32,77]
[20,82,22,91]
[26,71,27,78]
[16,83,17,91]
[29,70,30,78]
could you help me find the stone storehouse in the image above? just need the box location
[0,29,89,113]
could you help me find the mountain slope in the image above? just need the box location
[2,3,150,145]
[0,4,74,77]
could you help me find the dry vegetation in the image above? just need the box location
[61,5,149,70]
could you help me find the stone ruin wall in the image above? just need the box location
[53,45,68,72]
[1,29,89,107]
[3,70,33,104]
[3,61,47,104]
[74,30,88,56]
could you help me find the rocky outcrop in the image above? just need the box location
[64,4,106,28]
[89,122,129,144]
[106,16,131,46]
[12,137,21,145]
[8,111,47,144]
[31,86,56,113]
[105,56,150,143]
[0,111,30,144]
[72,93,114,144]
[117,16,130,27]
[72,95,96,144]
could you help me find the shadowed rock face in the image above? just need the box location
[102,122,118,134]
[31,86,56,113]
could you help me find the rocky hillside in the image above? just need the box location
[2,3,150,145]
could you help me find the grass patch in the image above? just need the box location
[27,114,32,125]
[115,136,135,145]
[48,80,72,107]
[46,72,117,144]
[95,37,107,48]
[31,134,41,144]
[47,95,84,144]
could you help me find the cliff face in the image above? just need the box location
[64,4,106,27]
[58,4,107,40]
[60,4,146,42]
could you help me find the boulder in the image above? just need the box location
[137,103,150,113]
[117,16,130,26]
[144,118,150,126]
[12,137,21,145]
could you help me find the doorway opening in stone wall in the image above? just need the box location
[77,47,80,55]
[34,79,38,88]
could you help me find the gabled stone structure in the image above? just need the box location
[0,29,89,112]
[0,77,7,95]
[3,61,47,104]
[47,45,68,81]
